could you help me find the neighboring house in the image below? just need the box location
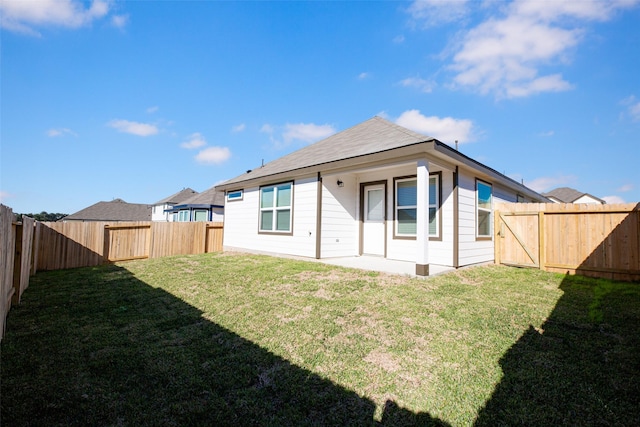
[151,188,198,221]
[64,199,152,222]
[216,116,549,276]
[543,187,606,205]
[165,186,225,222]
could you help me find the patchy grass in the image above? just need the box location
[2,253,639,426]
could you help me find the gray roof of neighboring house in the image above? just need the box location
[543,187,605,204]
[174,187,225,207]
[218,116,432,187]
[154,188,198,205]
[64,199,152,221]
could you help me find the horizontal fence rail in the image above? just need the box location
[1,206,37,341]
[36,221,224,271]
[495,202,640,282]
[0,206,224,340]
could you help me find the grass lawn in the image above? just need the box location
[1,252,639,426]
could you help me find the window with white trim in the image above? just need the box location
[259,182,292,233]
[194,210,208,222]
[178,210,190,222]
[476,180,492,238]
[227,190,243,201]
[395,174,439,238]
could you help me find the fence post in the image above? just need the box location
[494,209,501,266]
[538,210,545,271]
[11,223,22,305]
[103,225,110,263]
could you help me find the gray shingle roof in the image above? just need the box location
[178,186,225,206]
[64,199,152,221]
[543,187,605,204]
[220,116,433,187]
[154,188,198,205]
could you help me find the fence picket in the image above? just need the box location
[496,202,640,281]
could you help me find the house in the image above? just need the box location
[543,187,605,205]
[151,188,198,221]
[164,186,225,222]
[64,199,152,222]
[215,117,548,276]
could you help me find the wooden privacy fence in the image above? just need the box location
[36,221,224,271]
[495,202,640,282]
[1,205,36,340]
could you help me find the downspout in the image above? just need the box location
[315,172,322,259]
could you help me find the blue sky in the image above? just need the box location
[1,0,639,214]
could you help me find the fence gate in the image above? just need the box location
[495,211,542,269]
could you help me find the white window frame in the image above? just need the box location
[259,182,293,234]
[394,173,440,239]
[227,190,243,202]
[178,210,190,222]
[193,209,208,222]
[476,179,493,240]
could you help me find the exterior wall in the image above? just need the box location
[321,161,455,266]
[211,207,224,222]
[574,194,603,204]
[320,174,359,258]
[152,203,171,221]
[457,169,522,267]
[223,176,318,258]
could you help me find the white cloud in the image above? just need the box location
[283,123,336,145]
[358,72,370,80]
[602,195,626,204]
[180,133,207,149]
[0,190,13,203]
[424,0,640,99]
[111,14,128,29]
[0,0,111,36]
[261,122,336,149]
[393,35,405,44]
[146,106,159,114]
[231,123,246,133]
[46,128,77,137]
[195,146,231,165]
[616,183,634,192]
[395,109,474,144]
[538,130,555,137]
[376,111,390,120]
[406,0,470,28]
[260,124,274,134]
[621,95,640,122]
[398,76,435,93]
[108,119,158,136]
[525,174,576,193]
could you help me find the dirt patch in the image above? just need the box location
[364,349,400,373]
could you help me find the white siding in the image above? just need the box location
[223,176,318,258]
[321,174,359,257]
[574,194,602,204]
[211,207,224,222]
[457,171,520,267]
[151,203,171,222]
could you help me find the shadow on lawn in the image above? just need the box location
[474,272,640,425]
[1,265,448,426]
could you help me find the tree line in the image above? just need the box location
[16,212,68,222]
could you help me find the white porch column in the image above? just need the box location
[416,159,430,276]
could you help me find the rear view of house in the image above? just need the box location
[216,117,548,276]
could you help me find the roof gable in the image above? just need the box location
[544,187,605,204]
[220,116,432,187]
[154,188,198,205]
[65,199,152,221]
[179,187,225,206]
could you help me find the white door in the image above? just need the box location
[363,185,385,256]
